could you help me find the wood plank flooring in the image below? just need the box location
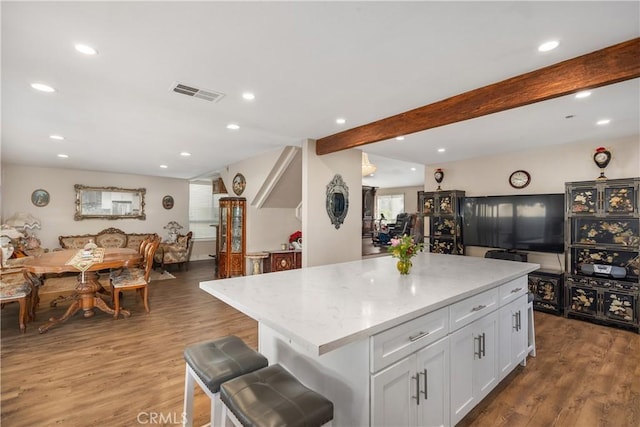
[2,259,639,426]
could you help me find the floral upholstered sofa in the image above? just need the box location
[153,231,193,271]
[58,227,155,251]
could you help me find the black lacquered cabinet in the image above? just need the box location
[528,270,563,315]
[418,190,465,255]
[564,177,639,331]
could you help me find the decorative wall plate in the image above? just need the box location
[31,189,50,207]
[232,173,246,195]
[162,195,174,210]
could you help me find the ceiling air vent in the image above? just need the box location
[170,82,225,103]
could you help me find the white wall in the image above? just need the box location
[424,136,639,195]
[222,147,300,255]
[1,164,190,251]
[423,136,640,270]
[302,140,362,267]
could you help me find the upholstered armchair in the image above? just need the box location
[154,232,193,271]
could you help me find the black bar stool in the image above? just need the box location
[183,336,268,427]
[220,364,334,427]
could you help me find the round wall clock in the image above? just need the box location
[509,170,531,189]
[232,173,246,195]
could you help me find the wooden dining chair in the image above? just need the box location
[0,269,41,332]
[110,236,161,319]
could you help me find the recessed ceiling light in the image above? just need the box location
[74,44,98,55]
[410,167,416,171]
[437,148,446,153]
[227,123,240,130]
[31,83,55,93]
[160,164,168,169]
[180,152,191,157]
[242,92,255,100]
[57,154,69,158]
[575,91,591,99]
[538,40,559,52]
[49,134,64,140]
[396,136,405,141]
[336,118,346,125]
[596,119,611,126]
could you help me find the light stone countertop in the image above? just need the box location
[200,252,539,356]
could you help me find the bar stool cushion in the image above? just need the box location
[221,364,334,427]
[184,336,268,394]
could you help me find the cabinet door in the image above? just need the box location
[416,337,450,427]
[473,310,499,402]
[371,357,417,427]
[449,325,475,426]
[271,252,295,272]
[498,296,528,381]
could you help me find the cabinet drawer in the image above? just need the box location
[370,306,448,373]
[449,287,499,332]
[498,276,528,307]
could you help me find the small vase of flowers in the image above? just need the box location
[388,235,424,275]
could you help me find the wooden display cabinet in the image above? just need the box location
[418,190,465,255]
[217,197,246,278]
[564,177,639,331]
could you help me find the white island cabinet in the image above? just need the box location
[200,252,538,426]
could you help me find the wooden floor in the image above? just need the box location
[2,259,639,426]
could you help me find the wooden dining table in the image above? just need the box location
[21,247,142,333]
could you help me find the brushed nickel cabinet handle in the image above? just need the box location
[471,304,487,312]
[475,335,482,359]
[511,287,523,293]
[412,373,420,405]
[409,331,430,342]
[421,369,428,400]
[481,332,486,357]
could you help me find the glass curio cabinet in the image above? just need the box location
[217,197,246,278]
[418,190,465,255]
[564,177,640,332]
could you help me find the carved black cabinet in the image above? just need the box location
[528,270,563,315]
[418,190,465,255]
[564,178,639,331]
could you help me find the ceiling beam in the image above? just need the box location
[316,38,640,156]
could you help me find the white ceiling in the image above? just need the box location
[2,1,639,188]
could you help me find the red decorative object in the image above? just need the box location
[289,231,302,244]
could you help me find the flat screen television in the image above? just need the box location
[462,193,565,253]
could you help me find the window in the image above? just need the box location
[376,194,405,222]
[189,181,225,240]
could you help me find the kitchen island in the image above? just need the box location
[200,252,539,425]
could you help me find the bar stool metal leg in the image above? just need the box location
[183,364,222,427]
[527,300,537,357]
[183,364,195,427]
